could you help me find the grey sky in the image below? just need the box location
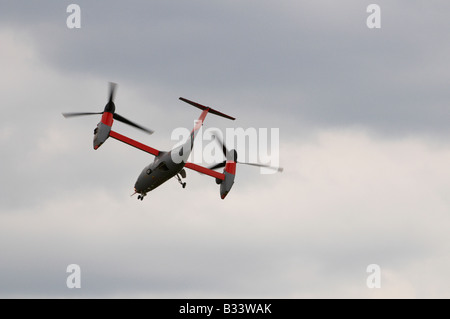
[1,1,450,298]
[3,1,450,135]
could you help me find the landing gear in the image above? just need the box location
[176,174,186,189]
[137,194,146,201]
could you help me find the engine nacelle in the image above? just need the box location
[93,122,111,149]
[220,161,236,199]
[93,112,114,150]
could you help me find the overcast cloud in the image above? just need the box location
[1,1,450,298]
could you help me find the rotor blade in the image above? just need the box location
[208,161,227,171]
[109,82,117,102]
[62,112,103,118]
[113,113,154,135]
[238,161,284,172]
[208,161,283,172]
[212,134,229,159]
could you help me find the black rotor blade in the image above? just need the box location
[62,112,103,118]
[208,161,282,172]
[238,161,284,172]
[208,161,227,171]
[109,82,117,102]
[113,113,154,135]
[212,134,229,159]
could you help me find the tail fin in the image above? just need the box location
[179,97,236,120]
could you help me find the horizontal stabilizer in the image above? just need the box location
[179,97,235,120]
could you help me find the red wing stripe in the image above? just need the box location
[109,130,223,179]
[109,130,160,156]
[185,162,225,180]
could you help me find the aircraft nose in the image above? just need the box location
[134,182,141,192]
[134,179,144,193]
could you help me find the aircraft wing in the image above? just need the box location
[184,162,225,181]
[110,130,224,180]
[109,130,160,156]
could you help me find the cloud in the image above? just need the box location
[2,1,450,136]
[2,125,450,298]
